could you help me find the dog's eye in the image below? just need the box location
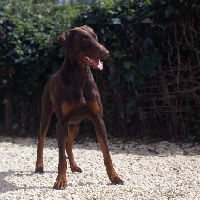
[82,37,87,42]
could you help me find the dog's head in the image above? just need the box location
[57,25,109,70]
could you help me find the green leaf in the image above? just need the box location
[127,99,135,109]
[187,134,197,141]
[108,74,120,86]
[124,73,134,82]
[111,18,121,25]
[141,18,153,24]
[192,4,197,9]
[151,49,162,62]
[132,78,146,90]
[165,5,173,18]
[12,124,18,130]
[143,37,153,50]
[124,61,133,69]
[114,83,124,94]
[15,48,24,55]
[13,32,19,39]
[139,112,146,122]
[7,50,18,59]
[139,56,155,76]
[196,5,200,12]
[15,57,24,64]
[113,50,123,58]
[86,16,97,24]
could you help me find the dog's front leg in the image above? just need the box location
[92,117,123,185]
[53,120,67,189]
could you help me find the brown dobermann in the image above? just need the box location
[35,25,123,189]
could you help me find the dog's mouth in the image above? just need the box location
[84,56,103,70]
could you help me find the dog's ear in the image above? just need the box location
[57,29,75,51]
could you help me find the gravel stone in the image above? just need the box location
[0,136,200,199]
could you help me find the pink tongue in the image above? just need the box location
[90,58,103,70]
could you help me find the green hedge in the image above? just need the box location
[73,0,200,140]
[0,0,200,140]
[0,0,85,133]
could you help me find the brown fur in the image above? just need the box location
[35,25,123,189]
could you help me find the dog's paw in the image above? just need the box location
[71,166,82,173]
[111,176,124,185]
[53,177,67,190]
[35,166,44,173]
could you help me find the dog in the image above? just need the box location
[35,25,123,189]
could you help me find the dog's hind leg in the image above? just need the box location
[35,87,54,173]
[92,117,123,185]
[66,123,82,173]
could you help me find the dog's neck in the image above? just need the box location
[60,52,92,105]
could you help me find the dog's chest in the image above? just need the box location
[61,99,101,123]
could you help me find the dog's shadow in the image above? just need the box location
[0,170,110,194]
[0,171,55,193]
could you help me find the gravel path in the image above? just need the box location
[0,136,200,199]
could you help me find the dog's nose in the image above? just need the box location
[101,49,109,58]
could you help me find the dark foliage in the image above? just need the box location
[0,0,200,140]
